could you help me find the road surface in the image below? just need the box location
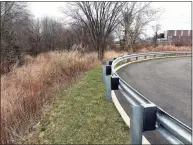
[114,57,191,144]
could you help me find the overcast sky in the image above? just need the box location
[27,2,191,37]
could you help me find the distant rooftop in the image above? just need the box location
[158,30,192,46]
[165,30,192,37]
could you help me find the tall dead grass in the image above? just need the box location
[1,50,123,144]
[136,45,191,53]
[104,50,127,62]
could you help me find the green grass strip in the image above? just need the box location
[24,65,129,144]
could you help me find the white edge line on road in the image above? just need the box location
[111,90,150,145]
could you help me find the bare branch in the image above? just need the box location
[63,2,126,60]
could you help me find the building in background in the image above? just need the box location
[158,30,192,46]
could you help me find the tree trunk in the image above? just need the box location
[132,39,136,52]
[124,29,129,50]
[128,39,133,53]
[97,43,105,61]
[98,48,104,61]
[130,45,133,53]
[154,32,158,48]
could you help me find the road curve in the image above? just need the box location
[115,57,191,144]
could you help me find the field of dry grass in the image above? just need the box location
[1,45,191,144]
[1,50,123,144]
[135,45,191,53]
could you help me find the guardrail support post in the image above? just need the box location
[130,105,144,144]
[105,75,111,101]
[106,59,114,66]
[126,58,131,63]
[104,64,112,101]
[102,65,106,83]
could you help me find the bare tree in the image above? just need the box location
[64,2,126,61]
[121,2,162,52]
[27,18,42,55]
[40,17,74,51]
[1,2,31,72]
[70,21,91,49]
[152,23,161,47]
[114,23,123,46]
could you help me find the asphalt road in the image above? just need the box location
[115,57,191,144]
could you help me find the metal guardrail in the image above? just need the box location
[102,51,192,144]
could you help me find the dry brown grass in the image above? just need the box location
[104,50,127,60]
[1,50,123,144]
[136,45,191,53]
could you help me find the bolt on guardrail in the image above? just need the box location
[102,51,192,144]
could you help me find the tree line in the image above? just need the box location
[0,2,161,73]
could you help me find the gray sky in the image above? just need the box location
[27,2,191,37]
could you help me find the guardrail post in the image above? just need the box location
[136,57,138,60]
[104,64,112,101]
[104,58,117,100]
[130,105,144,144]
[106,59,114,66]
[102,65,106,83]
[105,75,111,100]
[126,58,131,63]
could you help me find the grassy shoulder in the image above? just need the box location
[23,65,129,144]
